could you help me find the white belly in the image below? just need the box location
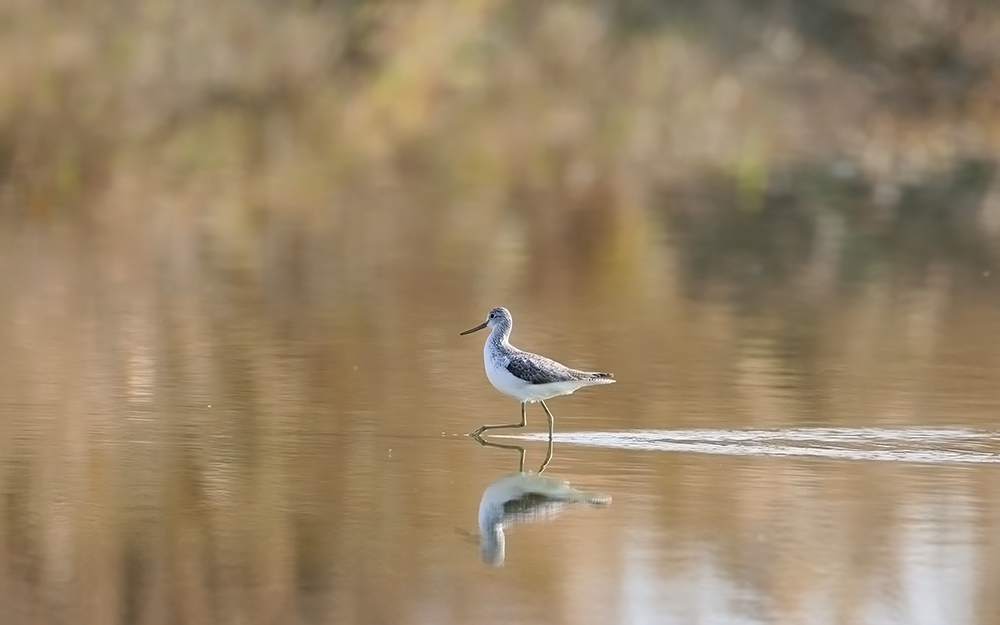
[483,351,587,402]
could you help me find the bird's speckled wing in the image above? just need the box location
[505,352,580,384]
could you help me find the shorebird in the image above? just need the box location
[460,307,614,436]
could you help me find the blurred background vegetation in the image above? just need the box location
[3,0,1000,307]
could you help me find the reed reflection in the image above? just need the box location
[472,434,611,567]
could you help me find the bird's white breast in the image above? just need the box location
[484,344,527,400]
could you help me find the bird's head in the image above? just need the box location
[460,307,511,335]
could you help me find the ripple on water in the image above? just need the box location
[502,427,1000,464]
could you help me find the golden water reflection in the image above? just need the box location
[474,436,611,567]
[2,236,999,623]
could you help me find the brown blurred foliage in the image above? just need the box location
[2,0,1000,300]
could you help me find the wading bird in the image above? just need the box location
[460,307,614,436]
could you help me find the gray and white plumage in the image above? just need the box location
[506,351,612,386]
[462,307,614,404]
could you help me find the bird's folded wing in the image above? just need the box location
[506,354,576,384]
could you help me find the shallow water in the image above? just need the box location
[3,231,1000,625]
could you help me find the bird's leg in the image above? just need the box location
[470,402,527,437]
[538,423,554,474]
[539,400,555,438]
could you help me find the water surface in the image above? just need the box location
[2,225,1000,625]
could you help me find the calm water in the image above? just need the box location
[1,226,1000,625]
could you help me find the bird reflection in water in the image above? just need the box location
[472,433,611,566]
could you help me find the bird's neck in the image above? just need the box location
[489,324,512,348]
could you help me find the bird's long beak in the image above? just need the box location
[460,321,488,336]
